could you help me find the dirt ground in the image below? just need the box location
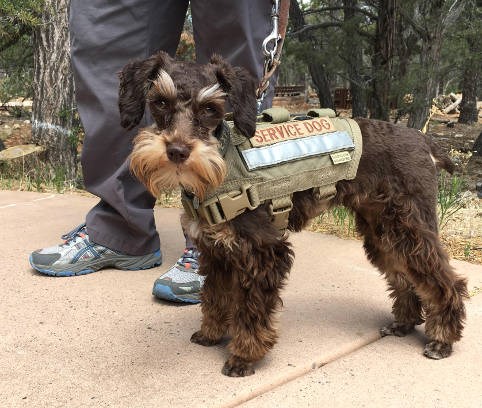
[1,103,481,264]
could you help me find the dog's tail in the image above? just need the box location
[428,138,455,174]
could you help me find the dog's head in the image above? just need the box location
[119,51,258,199]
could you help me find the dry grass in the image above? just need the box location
[308,217,481,265]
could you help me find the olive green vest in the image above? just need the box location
[182,108,362,230]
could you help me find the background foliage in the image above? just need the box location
[281,0,481,125]
[0,0,43,109]
[0,0,480,169]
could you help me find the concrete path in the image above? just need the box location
[1,190,481,408]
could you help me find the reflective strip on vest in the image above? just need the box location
[241,130,355,170]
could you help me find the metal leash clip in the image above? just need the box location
[262,0,281,62]
[257,0,282,112]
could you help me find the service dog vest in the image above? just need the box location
[182,108,362,230]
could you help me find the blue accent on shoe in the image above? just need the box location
[31,222,164,279]
[71,242,95,263]
[29,254,95,276]
[28,250,162,277]
[29,256,161,276]
[152,282,201,304]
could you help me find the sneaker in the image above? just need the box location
[30,223,162,277]
[152,248,203,304]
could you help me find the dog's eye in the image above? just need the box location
[157,99,167,108]
[202,104,219,115]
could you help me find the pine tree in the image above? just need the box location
[31,0,77,182]
[458,0,481,124]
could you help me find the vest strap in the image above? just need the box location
[260,107,291,123]
[182,185,259,226]
[269,195,293,230]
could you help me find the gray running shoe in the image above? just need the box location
[30,223,162,277]
[152,248,203,304]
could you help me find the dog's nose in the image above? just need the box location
[167,144,190,164]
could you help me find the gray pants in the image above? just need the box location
[69,0,275,255]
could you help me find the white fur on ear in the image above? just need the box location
[197,83,226,103]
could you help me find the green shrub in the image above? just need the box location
[437,172,468,230]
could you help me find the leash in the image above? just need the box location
[256,0,290,113]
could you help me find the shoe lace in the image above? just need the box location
[60,223,87,245]
[177,248,199,270]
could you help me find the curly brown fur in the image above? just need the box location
[333,119,468,352]
[185,207,294,376]
[120,54,468,377]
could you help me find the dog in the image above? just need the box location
[118,51,468,377]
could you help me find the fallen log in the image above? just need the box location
[449,92,458,102]
[443,97,462,114]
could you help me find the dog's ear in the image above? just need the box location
[118,51,173,130]
[210,55,257,138]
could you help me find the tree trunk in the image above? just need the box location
[31,0,77,183]
[407,0,464,130]
[343,0,367,117]
[458,0,480,125]
[459,57,479,124]
[290,0,335,110]
[308,64,334,109]
[370,0,397,121]
[406,30,442,129]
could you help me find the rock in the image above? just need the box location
[12,123,21,130]
[0,144,44,161]
[0,126,13,141]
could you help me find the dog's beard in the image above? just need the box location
[130,128,227,199]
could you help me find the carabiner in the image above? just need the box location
[262,0,281,59]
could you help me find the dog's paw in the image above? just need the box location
[190,330,220,347]
[222,356,255,377]
[423,341,452,360]
[380,321,415,337]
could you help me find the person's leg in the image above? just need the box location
[74,0,189,255]
[30,0,189,276]
[192,0,276,110]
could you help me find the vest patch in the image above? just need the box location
[242,130,354,171]
[330,151,353,164]
[250,117,336,147]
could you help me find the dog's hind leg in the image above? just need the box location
[354,199,468,359]
[380,272,425,337]
[355,213,424,337]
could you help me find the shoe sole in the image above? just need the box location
[30,250,162,277]
[152,282,201,304]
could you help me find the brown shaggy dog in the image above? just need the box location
[119,51,468,377]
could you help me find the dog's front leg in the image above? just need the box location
[223,287,277,377]
[222,237,293,377]
[190,261,231,347]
